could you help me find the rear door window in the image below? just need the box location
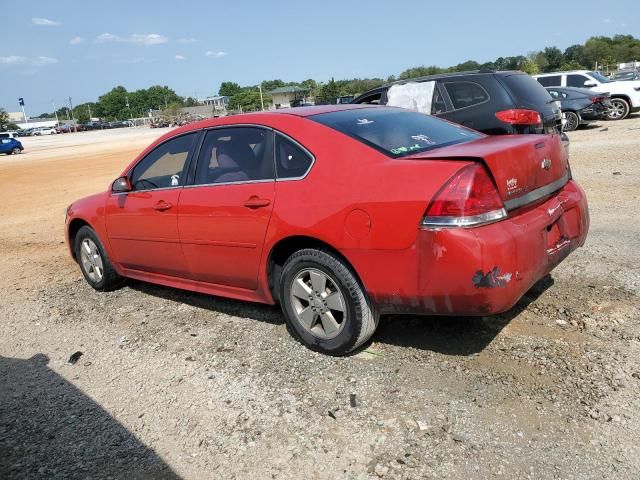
[444,82,489,110]
[537,75,561,87]
[310,107,481,158]
[194,127,274,185]
[567,74,591,87]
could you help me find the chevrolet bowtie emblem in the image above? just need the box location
[541,158,552,170]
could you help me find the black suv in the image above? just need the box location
[352,71,563,137]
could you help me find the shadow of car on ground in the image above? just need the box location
[0,354,181,480]
[128,275,555,357]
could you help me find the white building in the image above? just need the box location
[198,95,229,111]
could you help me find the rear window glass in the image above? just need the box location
[502,74,553,105]
[310,107,481,158]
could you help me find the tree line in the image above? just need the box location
[4,33,638,125]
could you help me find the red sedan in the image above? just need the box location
[65,105,589,355]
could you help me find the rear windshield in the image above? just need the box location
[309,107,481,158]
[501,73,553,106]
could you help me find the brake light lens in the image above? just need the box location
[495,109,542,125]
[421,163,506,228]
[591,96,605,103]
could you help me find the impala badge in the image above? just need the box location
[541,158,552,170]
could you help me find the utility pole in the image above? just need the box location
[87,103,92,120]
[68,96,77,133]
[126,96,132,126]
[51,100,59,125]
[259,84,265,111]
[18,98,28,128]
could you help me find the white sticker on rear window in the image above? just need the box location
[411,134,436,145]
[356,118,374,125]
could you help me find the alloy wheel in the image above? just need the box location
[564,112,579,132]
[607,100,628,120]
[11,147,21,155]
[289,268,347,339]
[80,238,104,283]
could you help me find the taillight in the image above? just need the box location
[591,96,605,103]
[421,163,506,228]
[495,109,542,125]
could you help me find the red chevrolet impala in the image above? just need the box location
[65,105,589,355]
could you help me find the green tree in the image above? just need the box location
[563,44,588,68]
[399,65,443,79]
[519,58,540,74]
[229,89,266,112]
[447,60,481,72]
[0,108,10,126]
[98,86,129,120]
[316,78,340,104]
[183,97,199,107]
[260,79,286,92]
[542,46,564,72]
[219,81,242,97]
[559,60,585,71]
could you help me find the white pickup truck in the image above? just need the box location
[533,70,640,120]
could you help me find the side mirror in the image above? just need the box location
[112,176,132,193]
[583,81,597,88]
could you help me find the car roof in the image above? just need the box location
[535,70,590,77]
[160,104,382,139]
[379,70,523,87]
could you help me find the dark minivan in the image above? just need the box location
[352,71,564,137]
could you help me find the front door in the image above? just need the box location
[178,126,276,290]
[105,132,199,277]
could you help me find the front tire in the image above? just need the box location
[607,98,630,120]
[563,111,580,132]
[74,226,123,291]
[279,248,378,355]
[11,147,21,155]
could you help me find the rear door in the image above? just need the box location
[177,126,276,290]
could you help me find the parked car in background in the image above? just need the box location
[32,126,57,136]
[545,87,611,131]
[65,105,589,355]
[0,131,20,139]
[534,70,640,120]
[352,71,564,137]
[611,70,640,82]
[0,138,24,155]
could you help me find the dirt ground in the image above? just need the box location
[1,119,639,480]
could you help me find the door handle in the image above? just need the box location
[243,196,271,208]
[153,201,173,211]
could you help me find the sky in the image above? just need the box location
[0,0,638,115]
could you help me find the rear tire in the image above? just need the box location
[279,248,378,355]
[607,98,630,120]
[563,111,580,132]
[74,226,123,291]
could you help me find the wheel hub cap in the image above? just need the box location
[80,238,104,283]
[289,268,346,339]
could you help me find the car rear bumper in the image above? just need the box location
[362,180,589,316]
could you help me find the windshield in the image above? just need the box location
[310,107,481,158]
[588,71,611,83]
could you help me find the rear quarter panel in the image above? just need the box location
[261,115,471,291]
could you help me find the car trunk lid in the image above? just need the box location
[405,134,570,210]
